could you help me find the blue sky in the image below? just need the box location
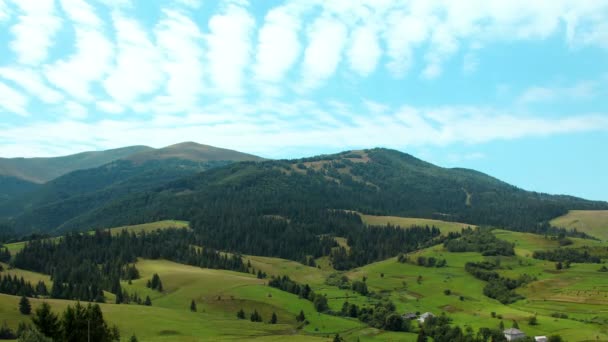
[0,0,607,200]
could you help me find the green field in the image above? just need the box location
[551,210,608,241]
[3,218,608,341]
[360,214,475,235]
[104,220,189,235]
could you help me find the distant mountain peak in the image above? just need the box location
[125,142,264,164]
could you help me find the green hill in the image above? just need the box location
[0,145,152,183]
[2,142,264,233]
[67,148,607,233]
[551,210,608,241]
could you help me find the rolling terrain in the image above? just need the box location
[1,217,608,341]
[551,210,608,241]
[0,142,263,233]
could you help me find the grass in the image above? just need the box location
[104,220,189,236]
[3,220,608,341]
[359,214,474,235]
[551,210,608,241]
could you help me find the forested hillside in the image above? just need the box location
[66,148,606,230]
[1,142,264,233]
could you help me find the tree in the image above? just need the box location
[144,296,152,306]
[555,262,563,270]
[548,335,564,342]
[270,312,277,324]
[17,327,52,342]
[384,313,404,331]
[190,300,197,312]
[19,296,31,315]
[129,335,139,342]
[313,294,328,312]
[296,310,306,322]
[333,333,343,342]
[443,289,451,295]
[528,315,538,325]
[416,329,427,342]
[31,302,60,340]
[250,310,262,322]
[61,302,119,342]
[512,320,519,329]
[499,320,504,330]
[237,309,245,319]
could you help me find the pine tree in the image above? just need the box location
[19,296,31,315]
[129,335,138,342]
[499,320,505,330]
[236,309,245,319]
[32,302,60,340]
[270,312,277,324]
[512,320,519,329]
[144,296,152,306]
[334,334,343,342]
[296,310,306,322]
[190,300,197,312]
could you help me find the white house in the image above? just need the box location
[504,328,526,341]
[535,337,547,342]
[418,312,435,323]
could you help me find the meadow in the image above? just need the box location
[2,218,608,341]
[551,210,608,241]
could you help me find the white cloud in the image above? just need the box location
[10,0,62,65]
[2,97,608,158]
[206,3,255,95]
[0,67,63,103]
[43,0,112,101]
[103,13,164,104]
[65,101,88,119]
[518,80,601,104]
[254,5,302,83]
[96,101,124,114]
[301,16,348,90]
[174,0,201,8]
[347,25,381,76]
[384,12,428,77]
[59,0,102,26]
[0,81,28,116]
[154,9,205,112]
[0,0,10,21]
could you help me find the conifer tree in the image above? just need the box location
[19,296,31,315]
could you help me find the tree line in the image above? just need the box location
[11,229,246,302]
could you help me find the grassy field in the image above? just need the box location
[2,219,608,341]
[551,210,608,241]
[359,214,474,235]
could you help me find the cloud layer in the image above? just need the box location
[0,0,607,157]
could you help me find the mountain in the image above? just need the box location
[55,148,608,235]
[2,142,264,232]
[126,142,263,164]
[0,145,153,183]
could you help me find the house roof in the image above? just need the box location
[504,328,525,335]
[420,312,434,317]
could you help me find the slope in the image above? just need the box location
[0,145,152,183]
[68,148,608,234]
[3,142,264,233]
[551,210,608,241]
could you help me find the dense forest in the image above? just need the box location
[444,228,515,256]
[4,148,605,238]
[9,229,245,301]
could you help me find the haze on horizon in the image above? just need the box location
[0,0,607,200]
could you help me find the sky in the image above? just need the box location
[0,0,607,200]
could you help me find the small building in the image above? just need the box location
[504,328,526,341]
[402,312,417,320]
[535,337,547,342]
[418,312,434,323]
